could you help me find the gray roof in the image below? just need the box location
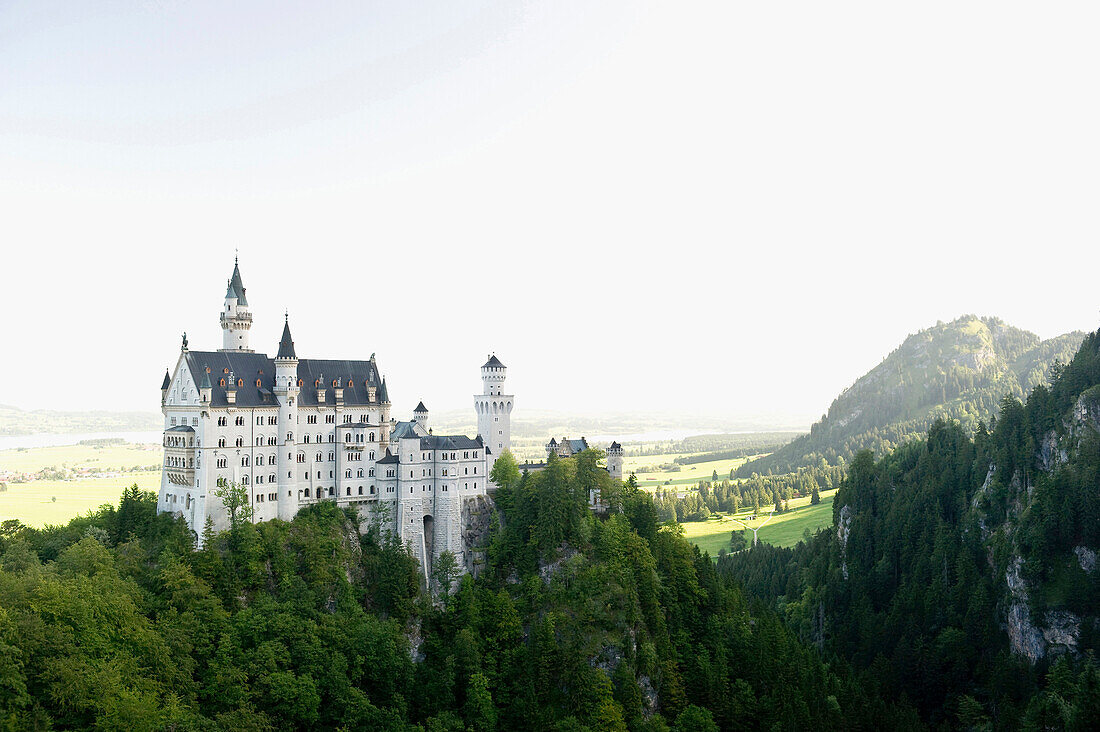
[414,401,428,413]
[185,351,382,408]
[609,441,622,450]
[166,424,195,432]
[161,370,171,389]
[199,370,212,389]
[225,261,248,305]
[377,449,399,464]
[390,420,427,440]
[277,318,296,359]
[483,354,505,369]
[379,377,389,403]
[419,434,483,451]
[566,438,589,453]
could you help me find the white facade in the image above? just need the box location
[157,261,497,580]
[474,355,513,455]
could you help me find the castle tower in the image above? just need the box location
[413,401,429,431]
[474,355,513,456]
[606,441,624,481]
[219,257,254,352]
[274,315,299,521]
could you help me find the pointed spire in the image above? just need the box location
[414,401,428,413]
[200,368,212,389]
[277,313,297,359]
[379,376,390,403]
[161,369,171,390]
[226,257,248,306]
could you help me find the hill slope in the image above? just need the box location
[722,326,1100,728]
[738,315,1085,476]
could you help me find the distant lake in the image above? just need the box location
[0,431,162,451]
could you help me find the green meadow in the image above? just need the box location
[626,453,756,488]
[680,488,838,555]
[0,443,161,473]
[0,471,161,527]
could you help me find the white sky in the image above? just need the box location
[1,1,1097,425]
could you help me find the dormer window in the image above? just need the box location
[220,379,226,387]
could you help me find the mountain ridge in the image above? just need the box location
[738,315,1086,476]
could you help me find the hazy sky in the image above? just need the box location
[1,1,1097,425]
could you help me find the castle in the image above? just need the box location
[157,259,513,578]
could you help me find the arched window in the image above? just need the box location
[220,379,226,387]
[345,469,352,478]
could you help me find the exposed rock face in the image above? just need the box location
[1005,557,1046,662]
[1043,610,1081,656]
[1038,430,1068,472]
[461,494,496,576]
[638,676,658,719]
[1075,546,1097,574]
[836,504,852,580]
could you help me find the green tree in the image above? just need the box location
[490,450,521,490]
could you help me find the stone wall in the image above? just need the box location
[461,494,496,576]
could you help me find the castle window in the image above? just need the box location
[315,452,322,462]
[256,436,263,446]
[237,379,244,388]
[297,453,305,463]
[304,487,310,497]
[268,437,276,446]
[346,487,351,496]
[328,452,334,461]
[257,475,263,484]
[235,416,244,426]
[328,487,334,496]
[369,432,375,442]
[270,473,276,482]
[235,437,243,447]
[217,458,227,468]
[256,379,261,387]
[220,379,226,387]
[241,456,250,467]
[287,432,293,441]
[297,379,304,387]
[304,435,310,444]
[345,469,352,478]
[326,415,335,424]
[358,486,363,495]
[223,368,229,374]
[241,475,249,485]
[257,455,264,466]
[170,417,176,426]
[218,438,226,448]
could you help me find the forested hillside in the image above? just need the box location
[0,452,918,729]
[722,327,1100,729]
[738,316,1085,477]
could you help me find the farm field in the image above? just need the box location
[629,454,760,488]
[0,442,161,473]
[680,488,838,555]
[0,471,160,527]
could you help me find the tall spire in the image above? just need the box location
[277,313,297,359]
[228,258,247,306]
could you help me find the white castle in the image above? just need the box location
[157,259,514,577]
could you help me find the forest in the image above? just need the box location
[0,448,917,730]
[722,327,1100,730]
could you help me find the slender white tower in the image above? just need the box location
[274,315,299,521]
[219,257,253,352]
[474,355,513,455]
